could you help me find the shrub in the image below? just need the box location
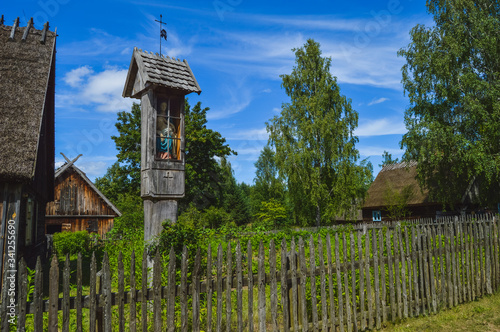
[53,231,93,257]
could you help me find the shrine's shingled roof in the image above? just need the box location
[0,18,56,182]
[123,47,201,98]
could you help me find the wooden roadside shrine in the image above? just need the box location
[122,47,201,246]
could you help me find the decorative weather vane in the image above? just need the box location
[155,14,167,56]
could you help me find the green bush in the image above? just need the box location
[53,231,93,257]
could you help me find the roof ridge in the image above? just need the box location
[136,47,185,63]
[380,161,417,172]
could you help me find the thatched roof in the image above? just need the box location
[0,18,56,182]
[123,47,201,99]
[363,161,434,209]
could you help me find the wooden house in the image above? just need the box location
[0,17,56,274]
[45,155,121,237]
[362,162,442,221]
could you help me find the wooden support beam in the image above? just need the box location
[22,18,33,41]
[9,17,19,40]
[40,22,50,44]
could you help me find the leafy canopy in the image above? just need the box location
[398,0,500,206]
[267,39,372,226]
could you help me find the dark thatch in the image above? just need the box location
[363,161,432,208]
[123,47,202,98]
[0,21,56,182]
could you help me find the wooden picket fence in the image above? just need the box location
[1,214,500,331]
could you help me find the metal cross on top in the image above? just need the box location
[155,14,167,56]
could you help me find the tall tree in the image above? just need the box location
[398,0,500,206]
[267,39,372,226]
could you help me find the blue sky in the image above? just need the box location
[4,0,432,184]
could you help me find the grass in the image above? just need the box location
[381,291,500,332]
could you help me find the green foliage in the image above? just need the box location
[181,100,236,212]
[218,158,251,225]
[178,204,234,229]
[53,231,93,257]
[251,145,289,217]
[255,198,289,229]
[267,39,372,226]
[379,150,399,167]
[26,266,35,302]
[383,183,415,221]
[398,0,500,207]
[108,194,144,236]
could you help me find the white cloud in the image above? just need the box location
[64,66,94,87]
[81,68,132,112]
[59,66,134,113]
[368,97,389,106]
[355,118,406,137]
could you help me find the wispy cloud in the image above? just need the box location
[368,97,389,106]
[227,128,268,140]
[207,84,253,120]
[355,118,406,137]
[251,15,366,32]
[189,14,413,90]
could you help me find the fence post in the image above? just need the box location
[48,255,59,332]
[96,269,103,332]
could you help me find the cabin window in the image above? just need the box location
[87,220,98,233]
[372,210,381,222]
[156,97,181,161]
[25,198,35,246]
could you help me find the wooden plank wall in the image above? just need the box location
[45,168,117,236]
[45,218,114,238]
[4,215,500,331]
[46,169,115,216]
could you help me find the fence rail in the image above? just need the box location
[1,214,500,331]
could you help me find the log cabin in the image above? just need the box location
[45,155,121,237]
[0,17,56,277]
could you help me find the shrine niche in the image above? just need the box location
[123,47,201,244]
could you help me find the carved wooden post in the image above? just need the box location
[123,48,201,270]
